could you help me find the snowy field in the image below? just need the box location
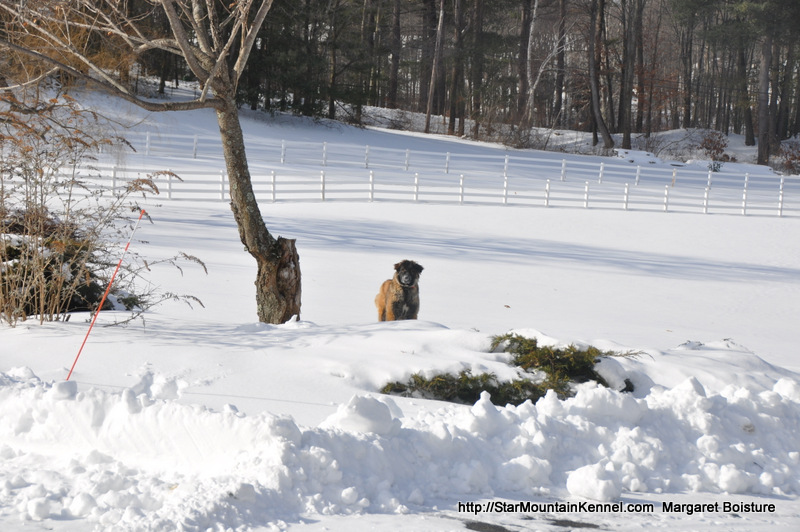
[2,92,800,531]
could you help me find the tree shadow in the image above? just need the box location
[267,214,800,284]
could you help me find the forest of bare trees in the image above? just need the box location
[227,0,798,164]
[2,0,800,162]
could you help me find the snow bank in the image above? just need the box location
[1,366,798,529]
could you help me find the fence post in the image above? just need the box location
[703,186,709,214]
[167,169,173,199]
[623,183,629,210]
[663,185,669,211]
[112,166,117,192]
[365,145,370,168]
[741,173,749,215]
[598,162,605,184]
[445,152,451,174]
[504,154,509,177]
[281,140,286,164]
[503,172,509,205]
[369,170,374,201]
[584,181,589,208]
[321,171,326,201]
[145,132,151,157]
[671,168,677,187]
[459,174,464,204]
[405,149,410,171]
[414,173,419,202]
[560,159,567,181]
[271,170,276,202]
[193,135,198,159]
[220,171,225,200]
[778,177,785,217]
[322,142,327,167]
[706,169,713,188]
[545,179,551,207]
[635,165,641,186]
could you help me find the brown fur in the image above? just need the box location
[375,260,423,321]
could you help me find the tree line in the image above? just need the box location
[4,1,798,164]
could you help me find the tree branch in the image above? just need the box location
[159,0,213,81]
[0,3,131,95]
[187,0,214,55]
[0,67,60,92]
[0,38,223,112]
[232,0,274,88]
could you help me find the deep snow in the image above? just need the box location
[1,92,799,531]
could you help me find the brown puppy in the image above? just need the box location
[375,260,424,321]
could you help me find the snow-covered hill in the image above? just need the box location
[1,92,799,531]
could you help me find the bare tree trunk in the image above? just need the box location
[525,0,540,127]
[448,0,465,136]
[619,0,637,149]
[793,65,800,137]
[216,98,301,323]
[600,0,615,132]
[737,45,756,145]
[387,0,401,108]
[301,0,317,116]
[517,0,533,126]
[757,35,772,165]
[553,0,567,128]
[418,0,437,113]
[327,0,341,120]
[680,28,694,129]
[634,0,645,132]
[365,0,381,108]
[470,0,485,138]
[424,0,445,134]
[777,44,794,140]
[588,0,614,148]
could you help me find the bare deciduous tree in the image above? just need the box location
[0,0,300,324]
[588,0,615,149]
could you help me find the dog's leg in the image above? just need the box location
[383,300,395,321]
[375,294,385,321]
[383,287,396,321]
[376,281,393,321]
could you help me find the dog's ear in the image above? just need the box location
[393,261,402,271]
[413,262,424,274]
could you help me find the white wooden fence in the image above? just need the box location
[88,131,799,217]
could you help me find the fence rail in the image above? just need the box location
[87,132,799,217]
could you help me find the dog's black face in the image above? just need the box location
[394,260,423,287]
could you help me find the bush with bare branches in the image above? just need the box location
[1,91,202,326]
[697,130,734,172]
[778,140,800,175]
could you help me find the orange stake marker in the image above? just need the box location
[67,209,146,381]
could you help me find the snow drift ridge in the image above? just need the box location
[1,367,798,529]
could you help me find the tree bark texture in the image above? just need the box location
[588,0,615,148]
[469,0,484,138]
[448,0,465,136]
[387,0,401,108]
[756,35,772,165]
[424,0,445,133]
[517,0,533,126]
